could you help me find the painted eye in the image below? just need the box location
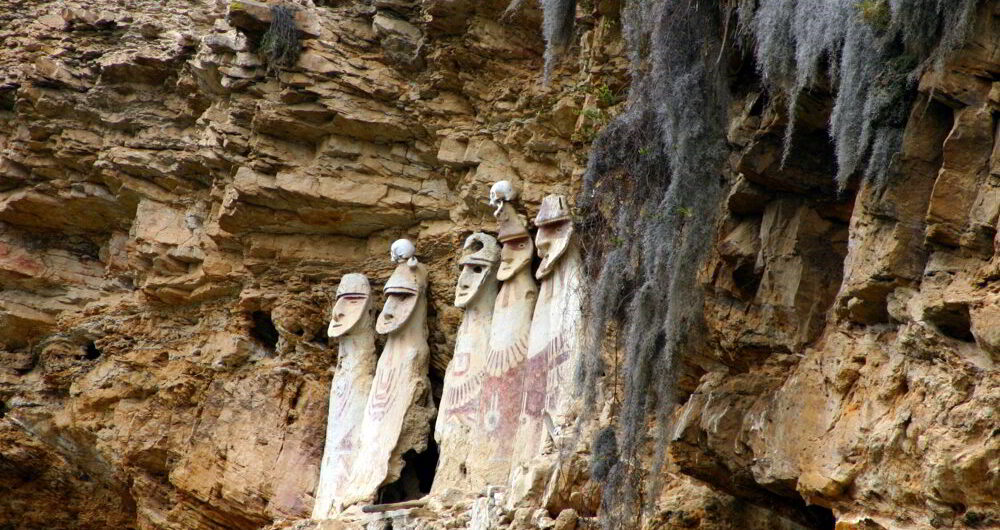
[473,266,483,273]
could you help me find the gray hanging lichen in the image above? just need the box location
[743,0,978,189]
[504,0,578,81]
[542,0,578,80]
[578,0,729,526]
[557,0,981,526]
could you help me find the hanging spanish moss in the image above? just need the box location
[258,4,302,74]
[542,0,577,81]
[578,0,729,525]
[504,0,578,81]
[743,0,978,188]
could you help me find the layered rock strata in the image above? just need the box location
[0,0,996,529]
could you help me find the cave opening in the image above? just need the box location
[83,341,101,360]
[376,436,439,505]
[923,302,975,343]
[311,326,329,346]
[802,503,836,530]
[250,311,279,351]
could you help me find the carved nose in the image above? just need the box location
[335,312,344,319]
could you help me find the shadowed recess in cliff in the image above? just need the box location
[740,0,979,189]
[577,0,729,526]
[83,341,101,361]
[377,437,439,504]
[250,310,279,352]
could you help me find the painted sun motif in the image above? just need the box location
[484,393,501,432]
[485,337,528,376]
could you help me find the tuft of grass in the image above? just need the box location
[580,107,605,121]
[259,5,301,74]
[574,107,610,144]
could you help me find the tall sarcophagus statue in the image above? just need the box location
[509,194,584,506]
[312,274,376,519]
[432,233,500,494]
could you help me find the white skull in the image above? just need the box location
[390,239,416,264]
[489,180,516,216]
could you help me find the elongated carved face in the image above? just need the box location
[497,236,533,281]
[535,220,573,279]
[328,293,371,338]
[376,291,418,334]
[328,274,372,338]
[455,262,491,307]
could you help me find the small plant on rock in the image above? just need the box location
[259,4,301,74]
[580,107,604,121]
[595,84,620,107]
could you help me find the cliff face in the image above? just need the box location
[0,0,996,529]
[672,7,1000,527]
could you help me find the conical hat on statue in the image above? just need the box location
[534,195,571,226]
[496,202,531,242]
[336,273,371,297]
[384,263,424,295]
[459,233,500,266]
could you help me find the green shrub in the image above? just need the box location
[595,84,620,107]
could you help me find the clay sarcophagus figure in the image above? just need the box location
[509,194,583,502]
[431,233,501,494]
[533,195,584,434]
[340,240,435,508]
[478,184,539,485]
[312,274,376,519]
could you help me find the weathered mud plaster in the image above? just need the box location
[478,195,540,487]
[508,194,584,507]
[312,273,377,519]
[432,233,500,494]
[340,241,435,508]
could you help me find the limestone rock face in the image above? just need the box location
[677,12,1000,528]
[0,0,570,527]
[0,0,997,528]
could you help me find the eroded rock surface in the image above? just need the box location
[0,0,996,529]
